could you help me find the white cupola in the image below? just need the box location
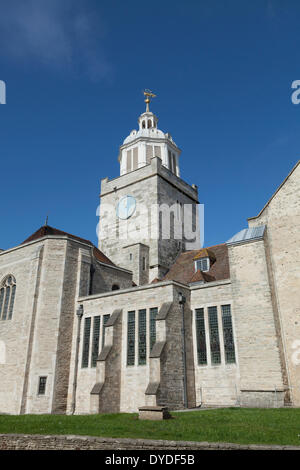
[138,111,158,130]
[118,91,181,177]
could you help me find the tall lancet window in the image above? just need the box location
[0,275,16,321]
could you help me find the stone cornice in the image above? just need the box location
[120,136,181,154]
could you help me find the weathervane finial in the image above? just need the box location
[143,89,156,112]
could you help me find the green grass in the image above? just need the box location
[0,408,300,446]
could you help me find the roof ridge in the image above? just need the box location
[21,225,93,247]
[20,225,115,266]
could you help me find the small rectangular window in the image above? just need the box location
[222,305,236,364]
[129,253,133,261]
[81,317,91,368]
[208,306,221,365]
[127,311,135,366]
[195,308,207,365]
[142,257,146,271]
[138,309,146,365]
[38,376,47,395]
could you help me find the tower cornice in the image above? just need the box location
[119,135,181,155]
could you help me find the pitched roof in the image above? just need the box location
[21,225,115,266]
[21,225,92,246]
[162,244,230,285]
[190,270,216,283]
[92,247,115,266]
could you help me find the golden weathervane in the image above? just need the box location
[143,89,156,112]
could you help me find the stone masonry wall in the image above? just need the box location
[91,263,132,294]
[51,241,79,414]
[24,239,69,414]
[157,285,195,409]
[75,283,186,413]
[97,312,122,413]
[248,162,300,406]
[228,239,284,406]
[98,161,159,281]
[0,241,45,414]
[190,280,239,407]
[99,157,199,284]
[157,175,199,274]
[1,434,298,450]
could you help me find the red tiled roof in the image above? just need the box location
[163,244,230,285]
[21,225,92,246]
[190,270,215,283]
[93,247,115,266]
[21,225,115,266]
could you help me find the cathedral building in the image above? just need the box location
[0,95,299,415]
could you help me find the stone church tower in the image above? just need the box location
[98,93,200,285]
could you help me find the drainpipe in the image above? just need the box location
[71,304,84,415]
[179,292,188,409]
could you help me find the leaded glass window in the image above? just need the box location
[0,275,16,321]
[138,309,146,365]
[81,317,91,368]
[149,307,158,352]
[221,305,236,364]
[127,311,135,366]
[208,306,221,364]
[102,314,110,349]
[91,316,101,368]
[38,376,47,395]
[195,308,207,365]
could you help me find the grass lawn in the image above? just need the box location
[0,408,300,446]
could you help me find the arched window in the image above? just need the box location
[112,284,120,291]
[0,275,16,321]
[147,119,152,129]
[142,121,146,129]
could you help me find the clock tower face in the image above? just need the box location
[116,195,136,220]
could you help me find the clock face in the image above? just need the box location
[116,195,136,220]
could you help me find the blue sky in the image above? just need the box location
[0,0,299,250]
